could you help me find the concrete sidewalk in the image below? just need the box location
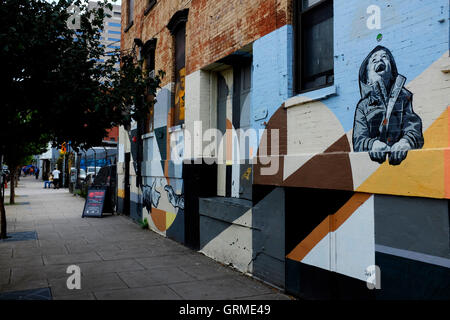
[0,176,292,300]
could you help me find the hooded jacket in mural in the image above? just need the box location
[352,46,424,153]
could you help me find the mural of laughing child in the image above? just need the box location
[352,45,424,165]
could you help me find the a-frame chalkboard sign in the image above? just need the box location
[82,186,107,218]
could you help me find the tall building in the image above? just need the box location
[88,1,121,68]
[117,0,450,299]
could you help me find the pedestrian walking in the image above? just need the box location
[52,168,60,189]
[35,168,39,180]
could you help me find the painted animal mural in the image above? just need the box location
[142,180,184,212]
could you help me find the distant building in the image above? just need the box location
[87,1,121,68]
[104,127,119,143]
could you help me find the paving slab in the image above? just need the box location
[97,248,155,261]
[10,264,71,283]
[177,262,238,281]
[39,239,89,248]
[234,293,294,300]
[65,243,121,254]
[94,285,182,300]
[0,255,44,268]
[0,252,12,260]
[13,245,68,258]
[118,267,195,288]
[49,272,128,297]
[0,279,49,293]
[53,293,96,300]
[0,240,39,249]
[0,268,11,285]
[136,254,199,269]
[76,259,146,275]
[43,252,102,265]
[169,278,273,300]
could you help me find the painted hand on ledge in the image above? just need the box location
[369,138,411,166]
[369,140,390,164]
[388,138,411,166]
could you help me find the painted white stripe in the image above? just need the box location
[375,244,450,269]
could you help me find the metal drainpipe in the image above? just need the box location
[103,146,108,166]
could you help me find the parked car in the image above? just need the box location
[93,164,117,213]
[87,166,101,175]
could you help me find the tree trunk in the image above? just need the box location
[0,190,6,239]
[10,168,15,205]
[0,150,5,239]
[15,167,19,187]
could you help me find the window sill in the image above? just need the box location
[285,85,337,109]
[124,21,134,33]
[441,62,450,73]
[144,0,157,16]
[142,132,155,139]
[168,124,185,133]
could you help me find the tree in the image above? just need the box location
[0,0,163,239]
[4,137,49,204]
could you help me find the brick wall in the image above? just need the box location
[121,0,293,87]
[104,126,119,142]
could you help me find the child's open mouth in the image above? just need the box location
[375,62,386,73]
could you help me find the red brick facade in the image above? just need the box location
[121,0,293,86]
[104,126,119,142]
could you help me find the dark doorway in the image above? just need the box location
[183,160,217,250]
[124,152,131,216]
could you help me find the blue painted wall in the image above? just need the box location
[251,24,294,130]
[251,0,449,133]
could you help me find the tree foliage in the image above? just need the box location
[0,0,163,238]
[0,0,163,151]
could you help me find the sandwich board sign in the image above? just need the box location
[82,186,107,218]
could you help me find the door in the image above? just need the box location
[216,69,233,197]
[233,61,252,200]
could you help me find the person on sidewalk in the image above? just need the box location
[44,173,53,189]
[52,168,60,189]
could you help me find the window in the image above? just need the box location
[296,0,334,92]
[126,0,134,30]
[173,24,186,127]
[167,9,188,127]
[108,30,121,35]
[108,22,121,27]
[143,39,157,133]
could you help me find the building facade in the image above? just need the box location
[117,0,450,299]
[87,1,122,67]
